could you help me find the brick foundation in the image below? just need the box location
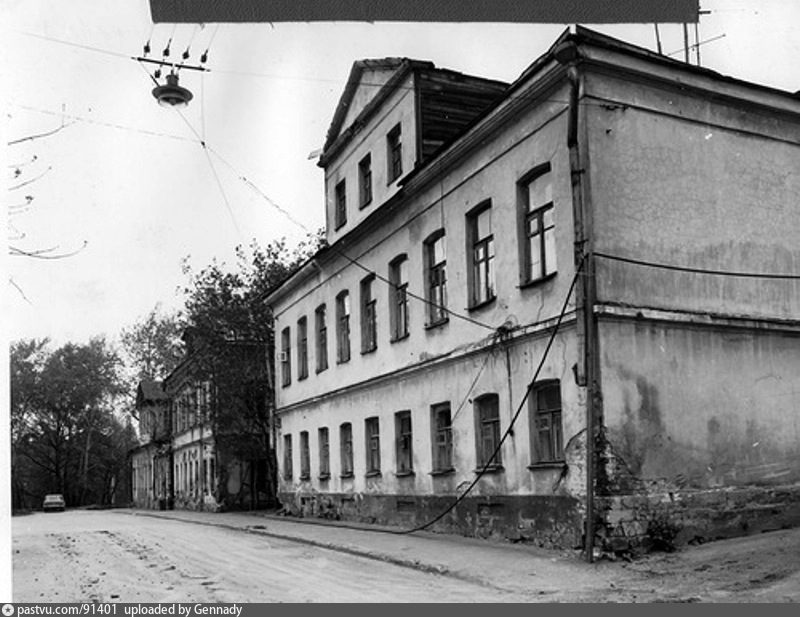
[278,490,583,549]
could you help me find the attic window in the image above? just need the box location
[359,153,372,208]
[334,180,347,230]
[387,124,402,183]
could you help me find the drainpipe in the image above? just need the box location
[554,36,598,563]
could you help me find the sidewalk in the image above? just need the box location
[115,507,619,601]
[114,507,800,602]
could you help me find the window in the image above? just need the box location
[283,434,293,480]
[334,179,347,229]
[365,417,381,475]
[315,304,328,372]
[359,153,372,208]
[340,423,353,477]
[319,427,330,479]
[474,394,501,468]
[468,202,495,307]
[530,381,564,463]
[520,166,556,283]
[395,411,413,474]
[280,327,291,387]
[431,403,453,472]
[424,231,447,326]
[297,316,308,380]
[336,291,351,363]
[389,255,409,341]
[387,123,402,182]
[360,274,377,353]
[299,431,310,480]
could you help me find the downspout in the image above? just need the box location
[554,36,598,563]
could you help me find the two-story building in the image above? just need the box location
[130,379,172,509]
[131,330,276,511]
[265,27,800,552]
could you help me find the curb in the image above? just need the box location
[119,510,506,591]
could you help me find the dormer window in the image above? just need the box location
[334,180,347,229]
[387,124,402,183]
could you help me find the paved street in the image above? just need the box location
[12,509,800,602]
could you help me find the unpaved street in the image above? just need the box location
[13,509,800,602]
[13,510,523,602]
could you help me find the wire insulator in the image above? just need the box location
[143,41,151,56]
[182,49,190,60]
[200,50,208,63]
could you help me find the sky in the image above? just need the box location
[2,0,800,350]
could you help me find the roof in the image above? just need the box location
[136,379,168,406]
[320,57,508,166]
[266,26,800,308]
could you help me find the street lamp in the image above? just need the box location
[152,71,193,108]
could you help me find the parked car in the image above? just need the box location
[42,494,66,512]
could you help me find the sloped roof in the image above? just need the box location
[136,379,168,406]
[323,58,430,152]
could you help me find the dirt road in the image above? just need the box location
[12,509,800,602]
[13,511,523,602]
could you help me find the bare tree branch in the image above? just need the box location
[8,277,33,305]
[9,240,88,260]
[8,121,75,146]
[8,166,52,191]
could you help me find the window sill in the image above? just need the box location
[299,474,310,481]
[315,367,328,375]
[390,333,409,344]
[467,296,496,313]
[473,464,504,474]
[518,272,557,290]
[359,200,372,210]
[318,473,331,481]
[395,470,415,478]
[430,467,455,477]
[424,318,449,330]
[334,222,346,231]
[365,470,382,478]
[340,472,354,479]
[298,375,308,382]
[360,347,377,355]
[336,358,351,365]
[527,461,565,471]
[283,476,293,482]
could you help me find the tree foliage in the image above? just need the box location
[10,337,136,510]
[120,304,184,381]
[176,235,321,507]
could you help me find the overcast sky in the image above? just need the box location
[3,0,800,348]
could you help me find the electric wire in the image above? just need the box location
[594,251,800,280]
[12,103,197,143]
[172,109,242,238]
[399,259,582,534]
[204,144,497,333]
[448,343,496,424]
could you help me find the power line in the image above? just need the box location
[594,251,800,280]
[204,144,498,332]
[400,258,582,535]
[11,103,197,143]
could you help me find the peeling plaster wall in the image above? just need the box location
[585,73,800,320]
[598,319,800,549]
[277,326,586,545]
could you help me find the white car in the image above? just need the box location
[42,494,66,512]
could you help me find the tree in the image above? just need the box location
[120,304,184,381]
[10,337,136,510]
[178,235,320,507]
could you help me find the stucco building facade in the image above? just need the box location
[266,27,800,552]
